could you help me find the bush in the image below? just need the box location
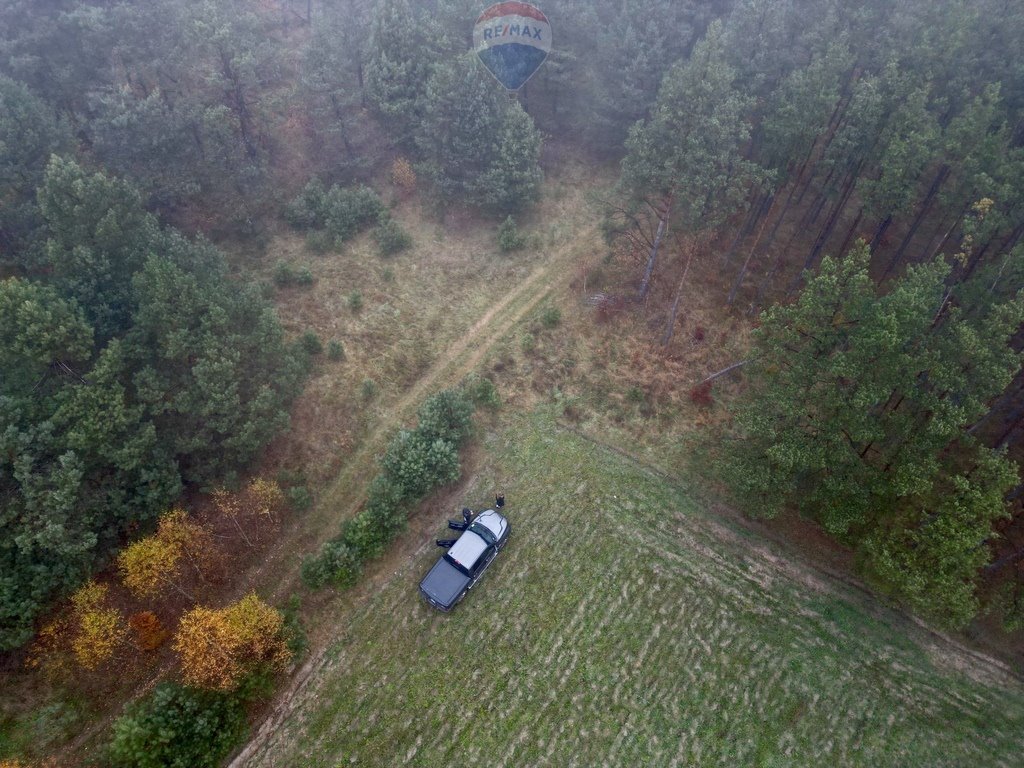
[285,485,313,512]
[300,540,361,589]
[340,508,391,561]
[286,180,384,246]
[295,266,315,286]
[128,611,168,652]
[363,474,408,529]
[540,305,561,329]
[497,215,526,251]
[391,156,417,196]
[324,185,384,244]
[273,261,295,287]
[107,684,245,768]
[300,330,323,356]
[373,212,412,256]
[520,332,536,353]
[360,378,378,400]
[416,388,474,445]
[327,340,345,361]
[281,595,308,660]
[284,177,329,229]
[348,290,363,312]
[463,374,501,410]
[381,430,461,500]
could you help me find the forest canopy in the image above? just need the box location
[2,0,1024,645]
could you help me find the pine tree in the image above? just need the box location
[722,242,1024,625]
[617,21,763,302]
[418,56,542,213]
[0,76,71,255]
[364,0,436,151]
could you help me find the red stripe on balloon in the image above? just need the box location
[476,2,547,24]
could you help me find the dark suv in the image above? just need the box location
[419,499,510,612]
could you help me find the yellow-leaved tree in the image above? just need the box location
[173,593,291,691]
[117,508,215,601]
[247,477,285,521]
[28,581,126,674]
[69,581,126,671]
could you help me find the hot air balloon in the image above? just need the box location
[473,2,551,91]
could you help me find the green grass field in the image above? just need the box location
[244,411,1024,767]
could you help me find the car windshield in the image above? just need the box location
[469,521,497,546]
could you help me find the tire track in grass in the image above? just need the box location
[231,227,599,768]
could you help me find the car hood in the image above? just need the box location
[419,558,471,608]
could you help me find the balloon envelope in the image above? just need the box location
[473,2,551,91]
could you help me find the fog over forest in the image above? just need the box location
[2,1,1024,766]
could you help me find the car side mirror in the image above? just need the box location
[495,494,505,508]
[436,538,457,548]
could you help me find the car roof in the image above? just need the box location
[447,530,488,569]
[446,509,507,569]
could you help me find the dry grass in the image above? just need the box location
[242,157,609,485]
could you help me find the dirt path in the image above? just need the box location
[227,228,597,766]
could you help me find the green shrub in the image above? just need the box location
[285,177,329,229]
[373,212,412,256]
[520,332,536,353]
[273,260,295,287]
[340,508,391,561]
[497,215,526,251]
[381,266,395,282]
[348,290,363,312]
[324,185,384,244]
[361,378,378,400]
[300,330,323,356]
[107,684,245,768]
[301,540,361,589]
[464,374,501,410]
[295,266,315,286]
[285,485,313,512]
[381,430,461,500]
[327,340,345,361]
[287,180,383,247]
[281,595,308,660]
[416,388,474,445]
[363,474,408,529]
[540,305,561,328]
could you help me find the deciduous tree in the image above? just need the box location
[173,593,290,691]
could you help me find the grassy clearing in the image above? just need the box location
[244,158,610,486]
[242,410,1024,768]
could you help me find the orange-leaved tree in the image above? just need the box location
[128,611,169,651]
[391,156,416,196]
[173,593,291,691]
